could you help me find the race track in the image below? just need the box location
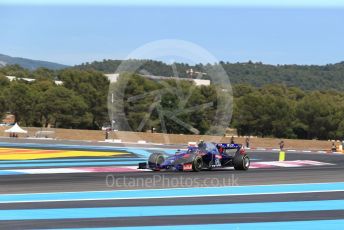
[0,139,343,229]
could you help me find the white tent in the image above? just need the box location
[5,123,28,134]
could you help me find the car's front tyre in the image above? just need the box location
[148,153,165,171]
[192,155,203,172]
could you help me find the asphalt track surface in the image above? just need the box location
[0,139,343,229]
[1,150,343,193]
[1,191,344,229]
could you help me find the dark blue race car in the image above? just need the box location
[138,142,250,172]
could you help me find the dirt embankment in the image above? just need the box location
[0,126,336,151]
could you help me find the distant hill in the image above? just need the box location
[75,59,344,91]
[0,53,68,70]
[2,53,344,91]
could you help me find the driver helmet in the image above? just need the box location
[198,139,206,149]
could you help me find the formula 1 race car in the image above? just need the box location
[138,142,250,172]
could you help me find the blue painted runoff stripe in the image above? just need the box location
[0,182,343,203]
[127,149,152,158]
[47,219,344,230]
[0,161,142,168]
[1,199,344,220]
[0,171,25,175]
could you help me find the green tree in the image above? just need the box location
[295,92,339,139]
[0,64,30,78]
[4,81,34,125]
[41,86,88,128]
[0,75,10,120]
[58,69,109,129]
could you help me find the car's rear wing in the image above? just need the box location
[216,143,242,150]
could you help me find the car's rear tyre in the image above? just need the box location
[233,154,250,170]
[192,156,203,172]
[148,153,165,170]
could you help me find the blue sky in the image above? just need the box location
[0,1,343,66]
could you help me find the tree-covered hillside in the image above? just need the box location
[75,59,344,91]
[0,53,68,70]
[0,66,109,129]
[1,63,344,140]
